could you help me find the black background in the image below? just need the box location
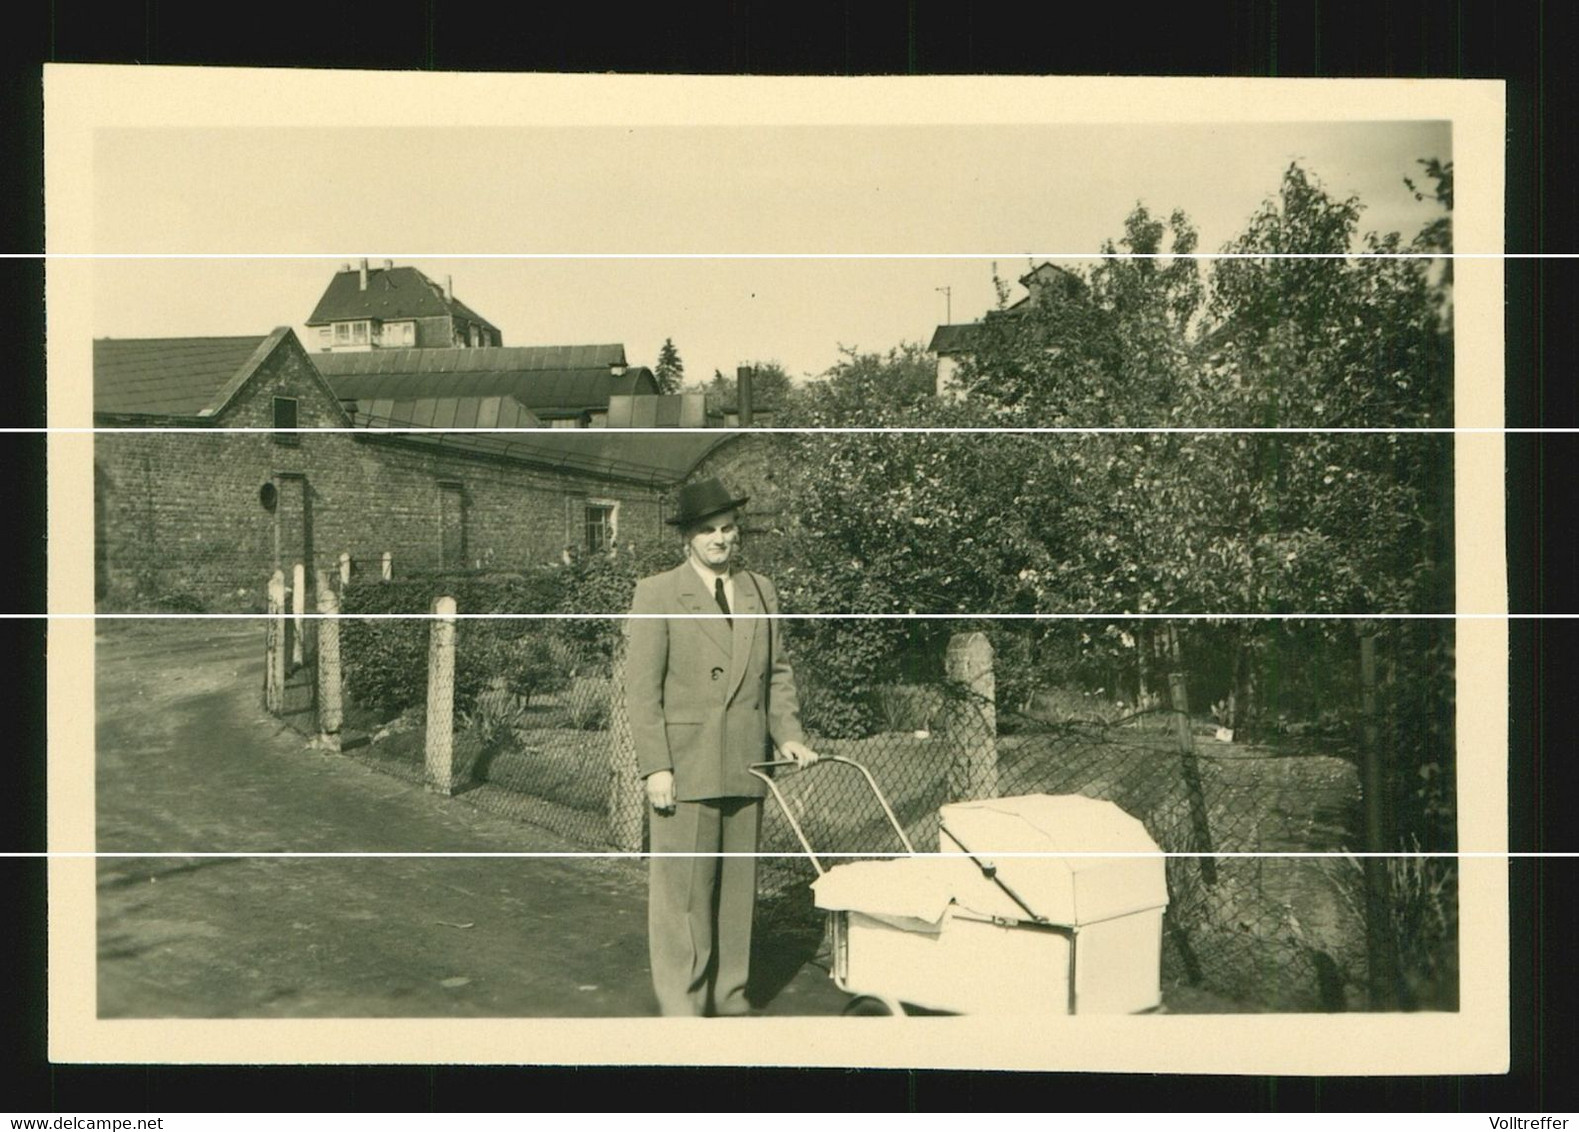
[4,0,1574,1114]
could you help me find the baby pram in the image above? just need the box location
[752,757,1169,1016]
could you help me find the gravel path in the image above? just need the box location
[94,620,846,1019]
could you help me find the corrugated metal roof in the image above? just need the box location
[317,352,657,416]
[305,265,501,331]
[605,394,709,429]
[94,335,271,416]
[365,430,731,486]
[313,344,627,375]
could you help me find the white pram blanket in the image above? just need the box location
[810,857,978,931]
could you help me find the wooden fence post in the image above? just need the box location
[315,569,343,751]
[265,570,286,714]
[607,628,646,851]
[381,551,393,581]
[425,595,460,795]
[1360,630,1400,1010]
[291,562,308,668]
[944,632,998,801]
[1168,668,1218,885]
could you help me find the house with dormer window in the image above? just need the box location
[928,262,1087,399]
[306,260,503,352]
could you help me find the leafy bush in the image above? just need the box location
[471,629,573,706]
[456,689,529,785]
[559,676,613,731]
[871,684,945,733]
[1022,685,1126,726]
[339,541,679,721]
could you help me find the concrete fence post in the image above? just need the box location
[265,570,286,714]
[425,595,460,795]
[291,562,308,668]
[338,552,351,588]
[381,551,393,581]
[315,569,343,751]
[944,631,998,801]
[607,627,646,851]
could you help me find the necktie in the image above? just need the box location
[713,577,732,625]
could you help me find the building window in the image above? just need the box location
[351,320,369,345]
[334,323,351,344]
[273,396,300,446]
[585,500,618,554]
[381,321,414,347]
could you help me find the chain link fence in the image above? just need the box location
[268,584,1456,1014]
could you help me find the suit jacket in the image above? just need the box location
[625,562,806,801]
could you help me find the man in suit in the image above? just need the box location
[625,477,819,1017]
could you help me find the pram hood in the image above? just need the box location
[812,793,1168,929]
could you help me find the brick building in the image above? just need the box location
[94,328,727,610]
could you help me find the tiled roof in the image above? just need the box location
[928,323,984,355]
[313,348,655,417]
[305,266,500,331]
[1019,262,1079,287]
[94,335,273,417]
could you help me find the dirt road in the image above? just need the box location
[94,620,845,1018]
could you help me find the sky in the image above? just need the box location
[89,121,1451,382]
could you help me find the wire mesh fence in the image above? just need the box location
[268,580,1456,1014]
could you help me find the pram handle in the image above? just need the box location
[749,754,916,876]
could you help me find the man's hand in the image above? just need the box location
[779,740,820,770]
[646,769,676,814]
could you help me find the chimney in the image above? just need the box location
[736,366,754,428]
[341,262,352,273]
[358,259,369,291]
[382,259,394,270]
[444,275,454,302]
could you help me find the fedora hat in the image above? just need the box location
[667,477,749,528]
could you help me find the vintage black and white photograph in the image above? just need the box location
[46,68,1506,1072]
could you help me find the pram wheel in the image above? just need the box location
[843,994,906,1017]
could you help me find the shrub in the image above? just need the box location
[560,675,613,731]
[471,629,574,707]
[1023,685,1126,726]
[872,684,944,733]
[456,689,529,785]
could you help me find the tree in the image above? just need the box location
[653,337,685,395]
[948,206,1203,427]
[773,166,1453,752]
[687,360,796,417]
[784,341,938,425]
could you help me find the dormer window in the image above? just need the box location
[332,321,371,347]
[380,321,415,348]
